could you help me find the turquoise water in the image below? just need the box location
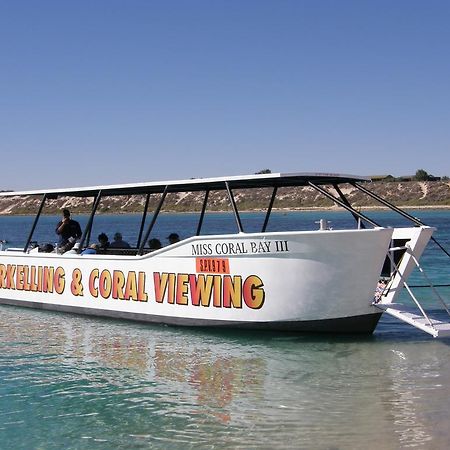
[1,210,450,449]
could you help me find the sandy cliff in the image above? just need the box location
[1,181,450,215]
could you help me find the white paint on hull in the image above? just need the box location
[0,228,393,327]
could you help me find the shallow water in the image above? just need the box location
[2,307,450,449]
[1,210,450,449]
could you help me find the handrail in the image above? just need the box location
[405,246,450,317]
[380,250,436,330]
[402,280,435,329]
[386,242,450,317]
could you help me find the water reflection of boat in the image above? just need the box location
[1,172,450,336]
[2,305,449,445]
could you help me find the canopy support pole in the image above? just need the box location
[352,182,423,225]
[196,190,209,236]
[225,182,243,233]
[352,181,450,258]
[262,187,277,232]
[136,192,151,249]
[333,184,366,228]
[139,186,168,255]
[78,190,102,252]
[23,194,47,252]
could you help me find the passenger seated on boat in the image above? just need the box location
[109,232,131,249]
[167,233,180,245]
[64,243,82,254]
[148,238,162,251]
[81,243,98,255]
[55,208,82,251]
[97,233,110,252]
[39,243,54,253]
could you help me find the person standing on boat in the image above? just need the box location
[55,209,82,250]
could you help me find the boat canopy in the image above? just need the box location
[0,171,383,255]
[0,172,370,198]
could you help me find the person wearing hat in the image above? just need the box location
[109,232,131,249]
[55,209,82,248]
[167,233,180,245]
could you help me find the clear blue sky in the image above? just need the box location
[1,0,449,190]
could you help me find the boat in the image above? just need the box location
[1,172,450,337]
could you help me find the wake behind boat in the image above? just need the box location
[1,172,450,337]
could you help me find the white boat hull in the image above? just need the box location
[0,228,395,333]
